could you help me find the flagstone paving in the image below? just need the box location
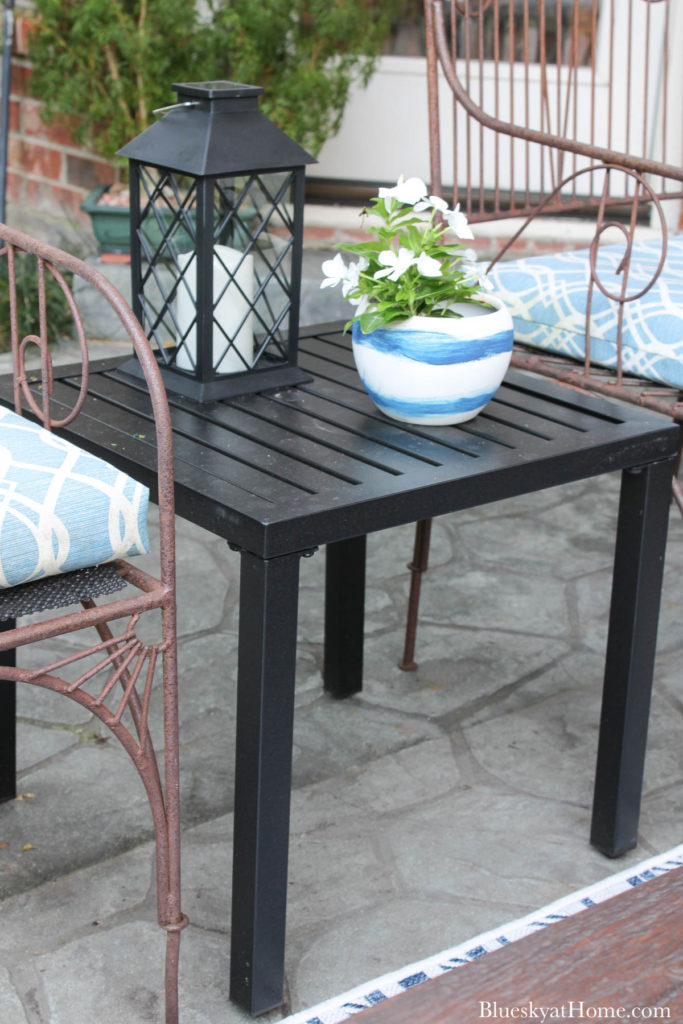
[0,312,681,1021]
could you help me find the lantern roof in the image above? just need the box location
[118,81,316,176]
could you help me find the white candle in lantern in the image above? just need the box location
[175,244,255,374]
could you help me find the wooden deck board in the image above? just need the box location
[356,866,683,1022]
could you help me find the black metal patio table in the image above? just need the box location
[3,321,678,1016]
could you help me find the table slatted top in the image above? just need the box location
[3,324,678,558]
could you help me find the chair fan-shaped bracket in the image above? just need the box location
[0,564,173,764]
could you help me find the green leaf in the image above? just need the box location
[358,309,389,333]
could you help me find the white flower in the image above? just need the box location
[341,256,368,297]
[378,176,428,209]
[348,293,370,315]
[373,246,416,281]
[447,204,475,240]
[416,252,442,277]
[461,250,493,291]
[414,194,449,214]
[320,252,348,289]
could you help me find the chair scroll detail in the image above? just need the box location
[401,0,683,669]
[0,224,186,1023]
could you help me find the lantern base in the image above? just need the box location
[119,354,313,403]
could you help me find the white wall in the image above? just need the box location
[310,56,431,185]
[311,0,682,213]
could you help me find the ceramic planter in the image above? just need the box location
[351,296,514,425]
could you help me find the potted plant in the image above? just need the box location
[320,176,514,425]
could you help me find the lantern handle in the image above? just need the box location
[152,101,199,118]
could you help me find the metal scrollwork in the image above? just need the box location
[588,165,667,306]
[489,162,668,384]
[7,246,90,430]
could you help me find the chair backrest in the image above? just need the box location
[0,223,175,589]
[424,0,683,228]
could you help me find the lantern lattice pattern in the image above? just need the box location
[119,81,315,402]
[134,168,302,393]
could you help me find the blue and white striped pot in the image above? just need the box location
[351,296,514,426]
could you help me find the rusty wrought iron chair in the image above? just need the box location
[401,0,683,668]
[0,225,186,1022]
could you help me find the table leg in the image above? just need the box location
[230,549,302,1016]
[324,536,366,698]
[0,619,17,802]
[591,458,674,858]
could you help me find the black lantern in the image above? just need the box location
[118,81,316,402]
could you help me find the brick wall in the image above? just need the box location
[7,9,116,220]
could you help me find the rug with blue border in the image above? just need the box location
[282,843,683,1024]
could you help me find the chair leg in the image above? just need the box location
[399,518,433,671]
[85,612,186,1024]
[671,474,683,515]
[0,619,17,801]
[0,605,187,1023]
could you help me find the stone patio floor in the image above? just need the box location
[0,255,681,1022]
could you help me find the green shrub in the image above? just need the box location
[28,0,408,163]
[202,1,407,155]
[28,0,201,164]
[0,253,74,353]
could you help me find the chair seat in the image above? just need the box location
[0,407,149,589]
[0,563,128,621]
[488,235,683,389]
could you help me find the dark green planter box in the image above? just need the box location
[81,185,197,255]
[81,185,132,255]
[82,185,254,256]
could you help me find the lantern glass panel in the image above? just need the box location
[134,165,299,382]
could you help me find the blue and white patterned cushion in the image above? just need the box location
[0,406,149,589]
[488,235,683,388]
